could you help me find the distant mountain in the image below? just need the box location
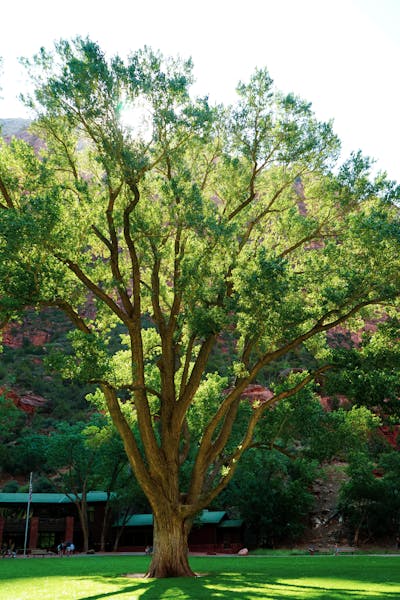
[0,118,44,152]
[0,118,31,138]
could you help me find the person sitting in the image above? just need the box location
[65,542,75,556]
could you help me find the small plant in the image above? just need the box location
[2,480,19,493]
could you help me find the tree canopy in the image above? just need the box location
[1,38,400,576]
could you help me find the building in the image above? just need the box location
[0,493,244,554]
[0,492,109,553]
[115,510,244,554]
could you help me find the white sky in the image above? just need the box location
[0,0,399,181]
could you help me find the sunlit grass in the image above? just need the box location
[0,555,399,599]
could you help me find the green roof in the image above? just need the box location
[85,492,110,502]
[114,510,230,528]
[0,491,110,504]
[0,493,69,504]
[198,510,226,524]
[116,514,154,527]
[218,519,244,528]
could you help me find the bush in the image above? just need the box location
[33,476,56,493]
[2,480,20,492]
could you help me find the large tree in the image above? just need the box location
[1,38,400,576]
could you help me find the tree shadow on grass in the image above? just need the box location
[77,570,400,600]
[5,555,399,600]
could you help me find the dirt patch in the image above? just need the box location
[123,572,209,579]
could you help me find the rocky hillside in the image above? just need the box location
[0,118,30,135]
[0,118,44,153]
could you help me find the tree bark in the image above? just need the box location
[75,500,90,552]
[113,525,125,552]
[100,500,112,552]
[146,510,195,578]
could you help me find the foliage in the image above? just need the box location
[32,476,56,493]
[307,405,381,462]
[1,480,19,493]
[1,37,400,576]
[218,449,317,547]
[241,374,380,462]
[36,416,131,551]
[0,392,26,455]
[326,317,400,418]
[6,432,48,474]
[339,449,400,543]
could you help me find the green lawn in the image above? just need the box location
[0,555,399,600]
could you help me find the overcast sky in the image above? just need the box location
[1,0,399,181]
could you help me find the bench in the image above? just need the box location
[308,546,358,555]
[29,549,54,558]
[334,546,357,555]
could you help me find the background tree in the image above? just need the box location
[218,450,317,548]
[325,317,400,419]
[0,38,400,576]
[338,449,400,545]
[43,418,122,552]
[0,392,26,474]
[82,418,132,551]
[110,473,150,552]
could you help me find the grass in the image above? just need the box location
[248,548,395,556]
[0,554,400,599]
[250,548,313,556]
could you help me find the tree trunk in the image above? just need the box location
[81,518,90,553]
[113,525,125,552]
[353,511,364,547]
[75,500,90,552]
[100,498,112,552]
[146,511,195,578]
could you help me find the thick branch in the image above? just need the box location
[176,334,217,419]
[190,296,383,499]
[105,185,129,266]
[0,174,14,208]
[44,121,79,180]
[151,252,165,331]
[53,300,91,333]
[123,183,141,314]
[279,230,323,258]
[179,417,191,465]
[227,188,256,222]
[167,224,184,337]
[250,296,385,382]
[179,334,196,396]
[54,255,129,325]
[120,383,162,400]
[197,367,329,508]
[204,398,241,468]
[91,224,113,252]
[92,185,134,317]
[101,384,162,505]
